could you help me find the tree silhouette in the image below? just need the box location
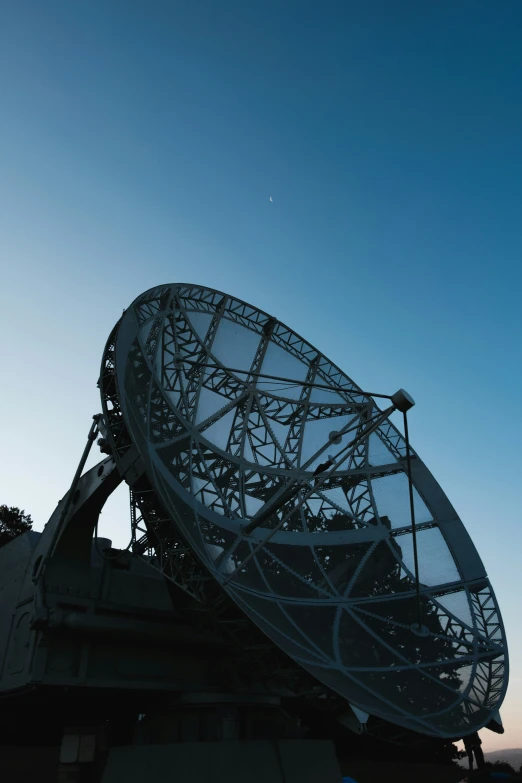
[201,497,472,728]
[350,545,468,719]
[0,505,33,548]
[484,760,516,774]
[305,512,468,720]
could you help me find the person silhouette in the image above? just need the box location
[463,731,485,771]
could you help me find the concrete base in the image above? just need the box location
[101,739,341,783]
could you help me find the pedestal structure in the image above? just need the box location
[102,739,341,783]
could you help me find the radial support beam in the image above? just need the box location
[242,401,400,536]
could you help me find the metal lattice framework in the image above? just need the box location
[100,283,508,738]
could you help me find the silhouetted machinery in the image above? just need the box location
[0,285,507,782]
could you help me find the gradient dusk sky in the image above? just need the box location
[1,0,521,753]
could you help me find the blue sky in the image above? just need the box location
[1,0,521,751]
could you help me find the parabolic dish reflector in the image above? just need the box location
[111,283,507,737]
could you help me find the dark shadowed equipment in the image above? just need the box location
[0,284,508,782]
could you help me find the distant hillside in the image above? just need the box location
[485,749,522,771]
[458,749,522,771]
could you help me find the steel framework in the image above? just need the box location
[99,283,508,738]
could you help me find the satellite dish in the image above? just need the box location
[104,283,508,738]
